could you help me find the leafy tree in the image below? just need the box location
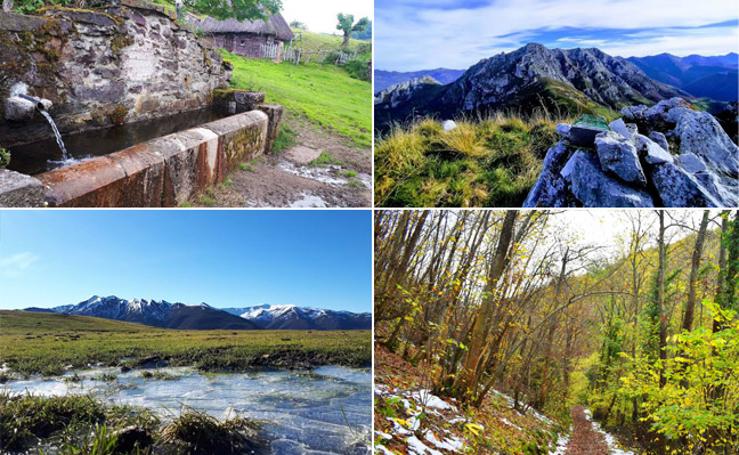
[336,13,369,47]
[351,19,371,40]
[289,20,306,30]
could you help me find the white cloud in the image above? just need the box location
[376,0,738,70]
[0,252,39,277]
[281,0,372,35]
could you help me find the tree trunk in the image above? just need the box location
[715,211,739,332]
[656,211,667,389]
[453,211,518,403]
[682,211,710,332]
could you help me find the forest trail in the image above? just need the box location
[564,406,609,455]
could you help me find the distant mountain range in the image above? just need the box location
[375,45,739,132]
[375,43,687,129]
[375,68,465,93]
[25,296,371,331]
[628,53,738,102]
[222,305,371,330]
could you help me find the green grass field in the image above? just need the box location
[223,51,372,147]
[291,29,369,56]
[0,311,371,376]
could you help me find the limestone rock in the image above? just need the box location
[595,131,647,185]
[0,169,45,207]
[561,151,654,207]
[672,109,739,177]
[678,153,707,174]
[4,97,36,121]
[608,118,637,141]
[648,131,670,152]
[523,141,574,207]
[635,134,673,165]
[556,123,571,139]
[649,162,720,207]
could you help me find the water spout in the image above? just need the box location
[5,82,70,162]
[38,110,70,161]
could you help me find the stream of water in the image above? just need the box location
[38,110,70,162]
[4,366,371,454]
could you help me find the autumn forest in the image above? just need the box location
[374,210,738,455]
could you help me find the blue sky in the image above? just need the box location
[376,0,739,71]
[0,211,371,313]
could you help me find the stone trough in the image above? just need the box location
[0,104,282,207]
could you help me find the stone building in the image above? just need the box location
[192,13,294,62]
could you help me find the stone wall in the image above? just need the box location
[0,0,231,147]
[214,32,276,59]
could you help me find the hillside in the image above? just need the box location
[376,92,738,208]
[374,344,564,454]
[0,310,372,376]
[375,210,739,454]
[224,50,372,147]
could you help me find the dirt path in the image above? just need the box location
[565,406,610,455]
[198,113,372,208]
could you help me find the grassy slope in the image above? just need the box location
[375,115,559,207]
[374,79,623,208]
[375,345,561,454]
[0,311,371,376]
[292,29,368,55]
[224,50,372,147]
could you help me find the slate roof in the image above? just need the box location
[192,13,294,41]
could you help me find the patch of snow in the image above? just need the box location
[408,389,456,411]
[278,161,347,186]
[424,430,462,452]
[584,409,635,455]
[530,408,554,425]
[500,417,523,431]
[407,435,443,455]
[387,417,412,435]
[375,431,393,441]
[491,389,517,408]
[375,444,395,455]
[289,193,328,208]
[548,430,570,455]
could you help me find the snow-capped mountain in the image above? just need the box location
[222,304,372,330]
[25,296,370,331]
[26,295,257,330]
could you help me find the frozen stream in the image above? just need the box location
[3,366,371,454]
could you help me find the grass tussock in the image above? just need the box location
[0,392,261,455]
[161,409,262,455]
[375,113,562,207]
